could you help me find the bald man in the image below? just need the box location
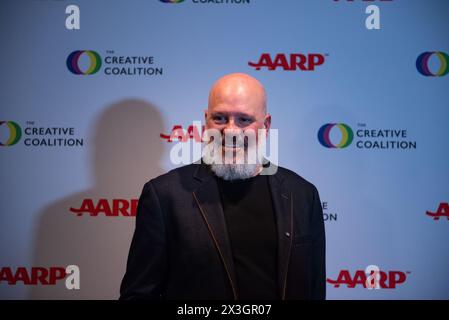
[203,73,271,180]
[120,73,326,300]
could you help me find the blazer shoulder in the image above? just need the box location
[276,166,318,194]
[142,163,199,193]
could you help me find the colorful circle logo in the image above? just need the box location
[67,50,102,75]
[0,121,22,146]
[416,51,449,77]
[160,0,185,3]
[318,123,353,148]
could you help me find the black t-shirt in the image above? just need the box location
[216,174,279,300]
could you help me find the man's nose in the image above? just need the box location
[223,122,242,136]
[223,118,241,132]
[222,120,243,144]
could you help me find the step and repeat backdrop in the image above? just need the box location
[0,0,448,299]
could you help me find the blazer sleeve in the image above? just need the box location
[311,185,326,300]
[119,181,167,299]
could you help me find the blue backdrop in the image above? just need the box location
[0,0,448,299]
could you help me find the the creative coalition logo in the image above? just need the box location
[66,50,163,76]
[426,203,449,220]
[0,121,84,148]
[0,121,22,146]
[70,199,138,217]
[416,52,449,77]
[318,123,353,149]
[249,53,327,71]
[317,123,417,150]
[327,265,410,289]
[67,50,102,75]
[0,265,80,289]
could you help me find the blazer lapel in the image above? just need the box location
[192,164,238,299]
[268,171,293,300]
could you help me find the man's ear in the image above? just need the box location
[264,114,271,132]
[204,109,208,122]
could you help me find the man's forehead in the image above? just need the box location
[208,103,260,116]
[208,73,267,116]
[209,109,255,117]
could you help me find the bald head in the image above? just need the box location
[208,73,267,116]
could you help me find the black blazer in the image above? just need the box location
[120,163,326,300]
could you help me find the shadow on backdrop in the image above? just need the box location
[30,99,165,299]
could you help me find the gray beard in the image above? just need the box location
[202,131,265,181]
[210,163,259,181]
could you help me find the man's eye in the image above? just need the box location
[239,118,253,124]
[213,116,226,123]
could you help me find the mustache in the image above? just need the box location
[208,133,258,149]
